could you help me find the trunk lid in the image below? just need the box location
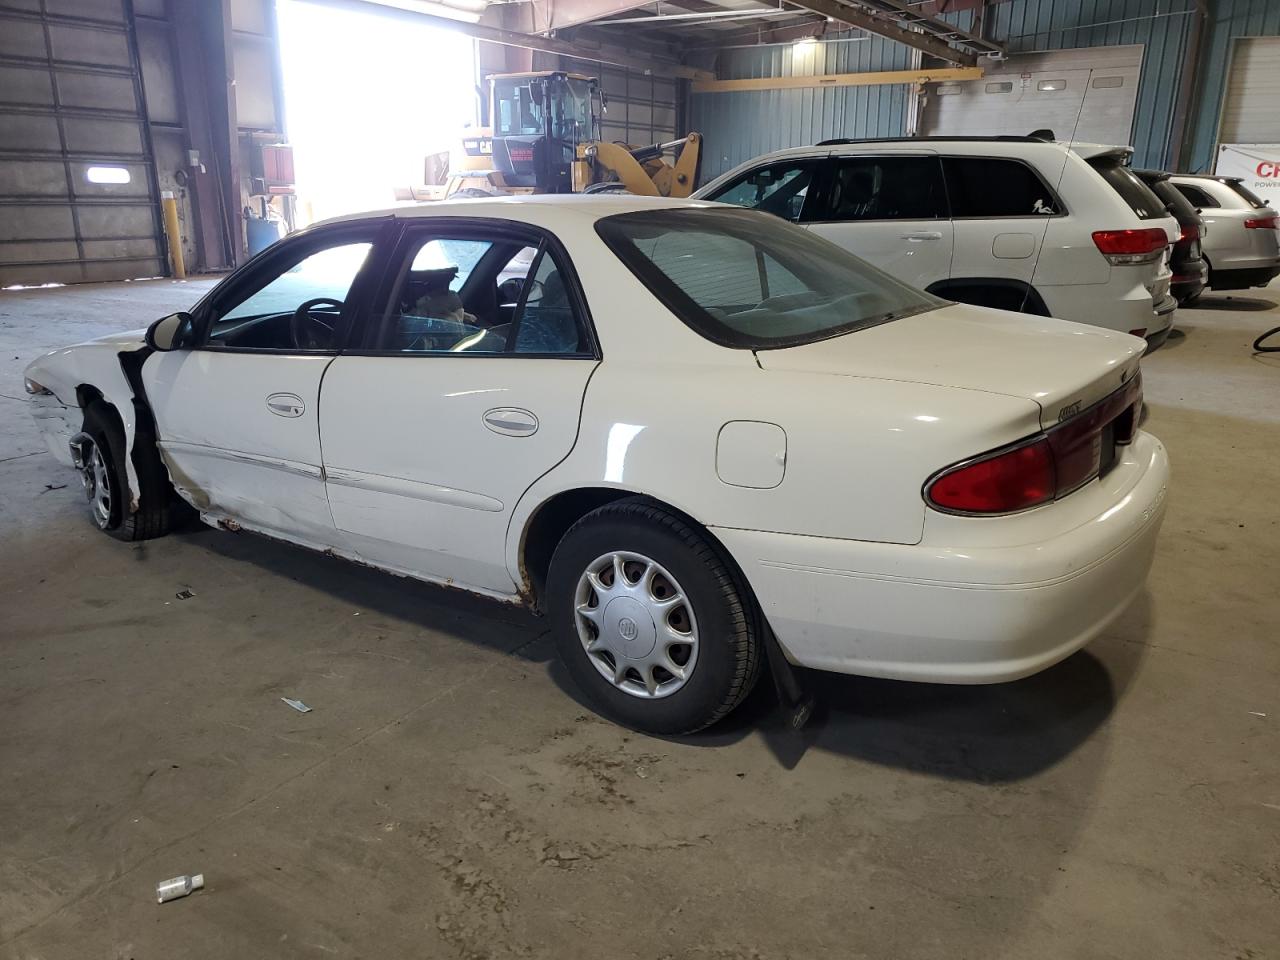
[756,302,1144,428]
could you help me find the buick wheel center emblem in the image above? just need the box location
[618,617,639,641]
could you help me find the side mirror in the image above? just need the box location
[146,311,194,352]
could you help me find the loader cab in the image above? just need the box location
[490,72,602,193]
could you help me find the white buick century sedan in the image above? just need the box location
[24,195,1168,734]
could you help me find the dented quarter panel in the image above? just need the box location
[24,330,149,505]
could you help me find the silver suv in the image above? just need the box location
[1167,175,1280,293]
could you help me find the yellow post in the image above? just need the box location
[160,190,186,279]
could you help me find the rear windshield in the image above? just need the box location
[1088,159,1166,220]
[1148,178,1200,225]
[1222,179,1269,208]
[595,208,943,350]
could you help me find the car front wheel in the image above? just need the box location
[73,402,175,542]
[547,499,762,734]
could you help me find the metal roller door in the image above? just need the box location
[1219,37,1280,144]
[920,45,1143,147]
[0,0,165,286]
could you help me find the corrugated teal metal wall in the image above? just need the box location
[981,0,1196,169]
[690,0,1280,181]
[691,33,913,179]
[1188,0,1280,172]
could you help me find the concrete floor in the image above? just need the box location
[1,276,1278,960]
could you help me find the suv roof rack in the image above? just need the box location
[815,135,1054,147]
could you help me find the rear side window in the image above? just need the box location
[1172,183,1218,209]
[1089,160,1165,219]
[942,157,1062,217]
[817,156,947,221]
[703,161,817,222]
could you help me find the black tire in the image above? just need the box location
[547,499,762,734]
[81,402,174,542]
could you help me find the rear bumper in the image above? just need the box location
[716,431,1169,684]
[1209,262,1280,290]
[1171,259,1207,303]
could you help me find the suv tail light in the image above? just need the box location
[925,374,1143,515]
[1244,216,1277,230]
[1092,228,1170,264]
[1178,223,1199,243]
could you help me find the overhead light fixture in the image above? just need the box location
[794,36,818,47]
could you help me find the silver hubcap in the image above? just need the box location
[574,551,698,699]
[80,441,112,528]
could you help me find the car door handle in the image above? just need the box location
[266,393,305,418]
[900,231,943,241]
[483,407,539,437]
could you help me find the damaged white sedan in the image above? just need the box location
[25,195,1168,733]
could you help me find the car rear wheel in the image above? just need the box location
[547,499,762,734]
[74,402,174,542]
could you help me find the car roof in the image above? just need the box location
[311,194,715,231]
[1168,173,1244,184]
[711,138,1132,166]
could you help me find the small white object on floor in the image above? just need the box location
[156,873,204,903]
[281,697,312,713]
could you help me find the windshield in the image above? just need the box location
[1222,179,1269,209]
[596,208,943,349]
[553,77,594,141]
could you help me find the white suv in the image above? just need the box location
[694,136,1180,344]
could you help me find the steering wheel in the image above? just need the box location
[291,297,342,350]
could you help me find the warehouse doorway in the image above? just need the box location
[276,0,477,223]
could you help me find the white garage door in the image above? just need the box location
[920,45,1143,146]
[0,0,166,286]
[1219,37,1280,144]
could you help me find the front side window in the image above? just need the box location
[704,162,816,222]
[597,208,943,350]
[493,78,545,138]
[820,156,948,221]
[943,157,1062,217]
[374,229,588,356]
[206,236,374,351]
[1173,183,1218,209]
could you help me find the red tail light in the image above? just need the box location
[1178,223,1199,243]
[926,439,1054,514]
[1244,216,1277,230]
[1092,228,1170,265]
[926,374,1143,515]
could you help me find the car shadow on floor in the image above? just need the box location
[549,593,1154,781]
[186,524,1145,784]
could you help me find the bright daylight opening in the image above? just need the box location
[276,0,477,224]
[85,165,131,184]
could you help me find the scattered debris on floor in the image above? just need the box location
[39,482,67,494]
[281,697,313,713]
[1249,711,1267,718]
[156,873,204,903]
[175,589,195,600]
